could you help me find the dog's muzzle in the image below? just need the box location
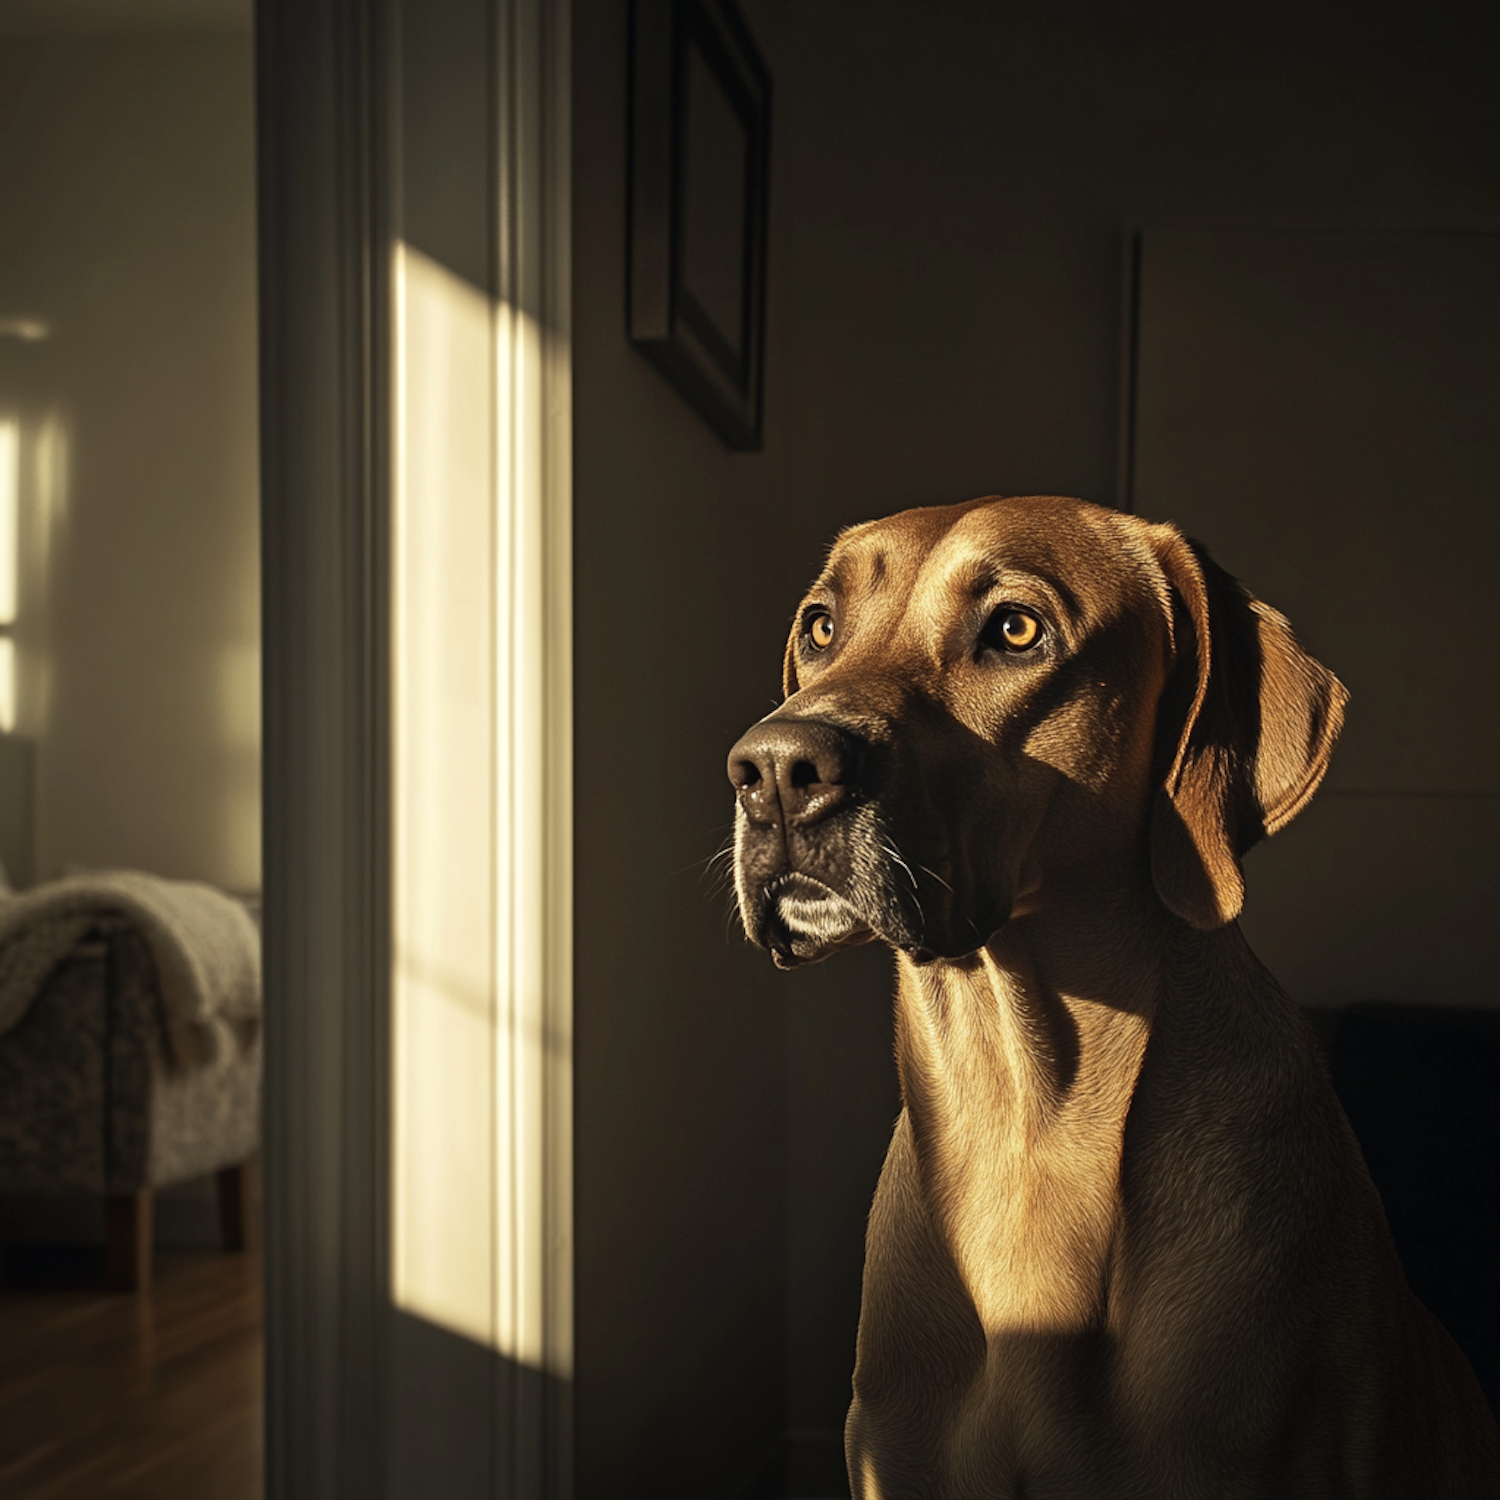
[728,717,875,966]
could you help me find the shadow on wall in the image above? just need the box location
[389,1310,570,1500]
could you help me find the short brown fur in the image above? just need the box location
[727,495,1499,1499]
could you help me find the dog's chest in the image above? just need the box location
[934,1113,1123,1337]
[859,1105,1133,1495]
[899,971,1145,1339]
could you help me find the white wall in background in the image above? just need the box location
[0,35,259,889]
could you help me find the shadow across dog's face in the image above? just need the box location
[726,495,1180,968]
[726,492,1347,967]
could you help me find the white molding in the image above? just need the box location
[494,0,574,1489]
[259,0,571,1494]
[258,3,391,1495]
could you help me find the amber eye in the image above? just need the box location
[992,609,1041,652]
[808,611,836,650]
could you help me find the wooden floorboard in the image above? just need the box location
[0,1248,262,1500]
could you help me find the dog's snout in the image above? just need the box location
[728,719,864,828]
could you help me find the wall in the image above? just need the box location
[766,0,1500,1450]
[0,34,258,891]
[571,0,798,1494]
[1130,228,1498,1009]
[572,0,1499,1481]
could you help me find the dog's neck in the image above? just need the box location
[891,888,1175,1336]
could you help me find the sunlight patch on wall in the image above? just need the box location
[216,641,260,889]
[392,242,496,1350]
[0,416,20,735]
[31,409,70,585]
[0,417,19,626]
[0,319,48,343]
[390,241,571,1376]
[0,640,14,734]
[23,408,70,744]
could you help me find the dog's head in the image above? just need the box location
[726,495,1346,968]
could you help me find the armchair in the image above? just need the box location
[0,880,261,1292]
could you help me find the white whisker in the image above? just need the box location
[881,837,926,928]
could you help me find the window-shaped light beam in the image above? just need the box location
[0,418,18,627]
[0,418,19,734]
[390,242,572,1378]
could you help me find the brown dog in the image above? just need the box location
[727,496,1500,1499]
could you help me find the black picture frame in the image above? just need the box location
[629,0,771,452]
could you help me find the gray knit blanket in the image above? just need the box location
[0,871,262,1069]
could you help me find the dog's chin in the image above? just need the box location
[888,906,1011,968]
[759,875,873,969]
[895,941,987,969]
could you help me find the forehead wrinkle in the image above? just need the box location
[819,557,855,597]
[940,510,1140,631]
[950,562,1084,618]
[823,496,1137,631]
[813,541,936,668]
[823,536,916,601]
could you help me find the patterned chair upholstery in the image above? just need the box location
[0,917,261,1290]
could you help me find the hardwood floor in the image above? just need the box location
[0,1247,262,1499]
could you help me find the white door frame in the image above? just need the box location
[256,2,572,1494]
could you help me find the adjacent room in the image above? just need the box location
[0,1,260,1496]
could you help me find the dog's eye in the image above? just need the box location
[985,608,1043,653]
[808,611,836,650]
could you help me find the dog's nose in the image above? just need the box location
[727,718,864,828]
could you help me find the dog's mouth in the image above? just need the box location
[738,823,998,969]
[759,873,873,969]
[732,786,1001,967]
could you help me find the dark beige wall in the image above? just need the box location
[572,1,797,1494]
[573,0,1499,1477]
[1129,229,1499,1012]
[769,0,1500,1444]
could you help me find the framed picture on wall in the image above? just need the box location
[628,0,771,452]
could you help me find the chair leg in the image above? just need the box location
[104,1189,153,1293]
[216,1159,257,1252]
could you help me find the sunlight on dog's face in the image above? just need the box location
[727,496,1176,968]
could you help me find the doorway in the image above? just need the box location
[0,3,263,1496]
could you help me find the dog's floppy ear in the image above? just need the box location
[1146,525,1347,930]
